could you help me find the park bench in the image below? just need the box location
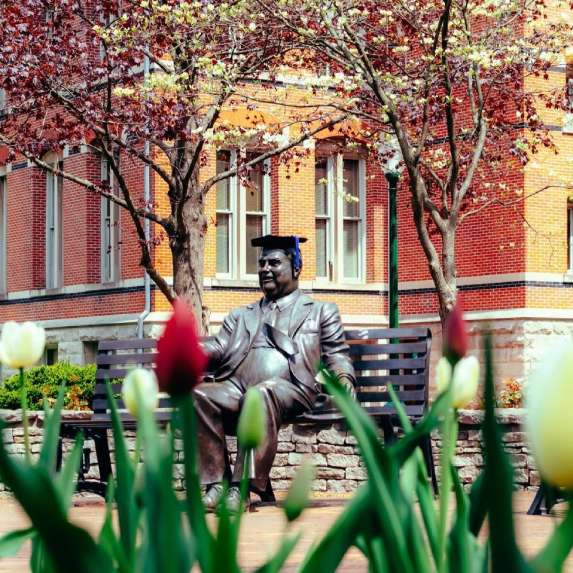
[58,327,436,499]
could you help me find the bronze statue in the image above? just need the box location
[195,235,356,511]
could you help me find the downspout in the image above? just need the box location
[137,53,151,338]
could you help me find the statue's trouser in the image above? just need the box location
[193,378,312,491]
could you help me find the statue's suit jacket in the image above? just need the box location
[203,293,356,405]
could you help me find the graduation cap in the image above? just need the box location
[251,235,307,270]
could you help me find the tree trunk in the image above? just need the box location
[171,192,210,334]
[437,226,458,327]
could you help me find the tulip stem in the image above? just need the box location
[437,404,458,573]
[19,368,31,463]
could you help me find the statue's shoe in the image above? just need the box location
[225,486,245,514]
[202,483,225,513]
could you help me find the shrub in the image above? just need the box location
[0,363,96,411]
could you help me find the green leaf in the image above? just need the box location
[0,527,35,558]
[254,532,302,573]
[482,334,532,573]
[468,472,487,537]
[105,381,139,563]
[98,480,130,573]
[176,395,213,572]
[320,367,413,573]
[300,484,370,573]
[530,499,573,572]
[55,433,84,510]
[212,491,241,573]
[0,424,113,572]
[38,382,66,472]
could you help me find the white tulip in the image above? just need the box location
[122,368,159,417]
[436,355,480,409]
[526,340,573,489]
[0,321,46,369]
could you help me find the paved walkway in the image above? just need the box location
[0,491,570,572]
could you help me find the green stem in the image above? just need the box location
[437,404,458,573]
[19,368,31,463]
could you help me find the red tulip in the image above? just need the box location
[443,303,468,363]
[155,299,207,396]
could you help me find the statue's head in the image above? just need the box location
[251,235,307,300]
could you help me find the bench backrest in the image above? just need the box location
[345,327,432,418]
[92,327,432,420]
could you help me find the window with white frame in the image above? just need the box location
[215,150,271,278]
[0,176,6,294]
[315,154,366,282]
[101,156,121,283]
[45,159,63,289]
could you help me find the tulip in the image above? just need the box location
[443,303,468,363]
[237,387,267,450]
[122,368,159,417]
[436,355,480,409]
[155,299,207,396]
[526,340,573,489]
[283,458,316,522]
[0,321,46,369]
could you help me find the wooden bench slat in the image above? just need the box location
[98,339,158,350]
[356,389,426,402]
[93,397,172,412]
[355,374,425,386]
[96,353,156,366]
[348,341,428,355]
[364,405,425,417]
[95,369,134,380]
[345,327,431,340]
[352,357,427,371]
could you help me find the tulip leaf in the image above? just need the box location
[0,527,35,557]
[530,501,573,572]
[98,479,130,573]
[300,484,370,573]
[105,381,139,562]
[39,382,66,473]
[482,335,532,573]
[320,367,413,573]
[254,532,302,573]
[0,423,113,572]
[212,484,240,573]
[176,395,214,572]
[468,472,487,537]
[55,433,84,510]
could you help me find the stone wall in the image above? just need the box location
[0,408,536,494]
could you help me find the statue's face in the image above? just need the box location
[258,249,299,300]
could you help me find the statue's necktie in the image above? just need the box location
[265,301,279,327]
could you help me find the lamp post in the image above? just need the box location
[379,137,404,328]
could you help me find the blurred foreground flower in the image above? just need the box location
[0,321,46,369]
[526,340,573,488]
[122,368,159,417]
[155,299,207,396]
[443,304,468,363]
[283,458,316,522]
[436,355,480,409]
[237,387,267,449]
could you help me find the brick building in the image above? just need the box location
[1,53,573,387]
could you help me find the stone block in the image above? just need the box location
[317,428,346,445]
[346,466,368,480]
[326,453,358,468]
[345,435,358,445]
[510,453,528,468]
[287,452,326,466]
[311,479,327,492]
[271,479,291,491]
[315,467,345,480]
[317,444,354,455]
[273,454,289,466]
[276,442,295,453]
[295,444,313,453]
[513,468,528,484]
[529,471,541,487]
[292,428,317,444]
[453,455,483,468]
[326,479,357,492]
[458,466,480,482]
[270,467,287,479]
[278,426,293,441]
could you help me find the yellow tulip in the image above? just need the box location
[526,340,573,489]
[122,368,159,417]
[0,321,46,369]
[436,355,480,409]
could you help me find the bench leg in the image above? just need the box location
[381,417,397,445]
[527,487,545,515]
[257,479,276,503]
[421,435,438,495]
[94,429,113,485]
[56,436,63,472]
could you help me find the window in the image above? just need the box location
[215,150,271,278]
[46,159,63,289]
[44,346,58,366]
[315,154,366,282]
[568,204,573,272]
[0,176,6,294]
[83,341,99,364]
[101,156,121,283]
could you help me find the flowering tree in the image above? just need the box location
[0,0,344,330]
[260,0,572,322]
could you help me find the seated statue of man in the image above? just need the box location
[196,234,356,511]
